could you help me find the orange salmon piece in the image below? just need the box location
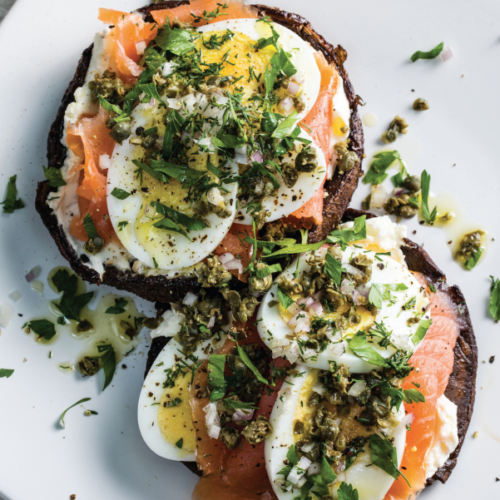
[98,9,157,84]
[291,52,338,227]
[384,279,461,500]
[67,107,117,245]
[151,0,257,27]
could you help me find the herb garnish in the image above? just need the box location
[111,187,131,200]
[410,42,444,62]
[24,319,57,341]
[164,398,182,407]
[324,253,342,285]
[348,331,387,367]
[97,344,116,391]
[1,175,25,213]
[277,287,294,309]
[363,151,407,185]
[489,276,500,322]
[420,170,437,224]
[326,216,367,249]
[369,434,409,486]
[465,248,483,270]
[43,166,67,188]
[236,344,269,384]
[105,298,128,314]
[59,397,91,429]
[83,213,100,240]
[175,438,184,448]
[412,318,432,344]
[208,354,226,402]
[338,482,360,500]
[0,369,14,378]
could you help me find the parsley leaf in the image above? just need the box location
[118,221,128,231]
[338,482,359,500]
[1,175,25,213]
[175,438,184,448]
[0,368,14,378]
[164,28,195,55]
[59,397,91,429]
[363,151,407,185]
[263,240,324,259]
[164,398,182,407]
[25,319,57,340]
[465,248,483,270]
[489,276,500,322]
[277,287,294,309]
[369,434,410,485]
[152,201,207,240]
[272,111,298,139]
[223,399,258,410]
[208,354,226,402]
[162,109,186,159]
[368,284,386,309]
[410,42,444,62]
[51,270,94,323]
[83,213,99,239]
[325,254,342,285]
[326,216,367,249]
[256,263,282,279]
[237,344,269,384]
[43,166,66,188]
[421,170,437,224]
[412,318,432,344]
[348,331,388,367]
[139,82,165,106]
[105,298,128,315]
[97,344,116,391]
[403,388,426,404]
[111,188,131,200]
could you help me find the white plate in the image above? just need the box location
[0,0,499,499]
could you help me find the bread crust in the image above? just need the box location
[36,1,364,303]
[146,209,477,488]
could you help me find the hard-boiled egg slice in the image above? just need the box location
[197,19,321,120]
[137,313,227,461]
[235,127,327,225]
[107,101,238,271]
[265,368,407,500]
[257,245,430,373]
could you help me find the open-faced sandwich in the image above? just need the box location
[140,212,477,500]
[36,0,363,303]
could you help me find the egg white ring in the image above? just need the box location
[265,369,407,500]
[107,103,239,270]
[197,18,322,122]
[138,333,227,461]
[257,246,430,373]
[235,127,327,225]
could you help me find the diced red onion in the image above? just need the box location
[312,290,323,301]
[183,292,198,307]
[250,151,264,163]
[8,290,22,302]
[393,188,405,197]
[343,263,365,278]
[341,279,355,295]
[99,154,111,169]
[235,154,248,164]
[235,146,247,156]
[356,284,370,297]
[286,343,300,363]
[348,380,367,397]
[308,301,324,317]
[334,461,346,474]
[203,402,221,439]
[221,258,243,273]
[207,315,216,329]
[232,408,254,421]
[440,46,454,62]
[312,382,326,396]
[370,184,387,209]
[302,443,316,454]
[296,476,307,489]
[148,98,156,107]
[331,341,346,357]
[291,69,305,85]
[277,387,291,402]
[287,81,301,96]
[279,97,294,113]
[297,297,314,308]
[25,266,41,283]
[31,281,44,295]
[424,302,431,312]
[181,131,189,141]
[135,41,147,55]
[218,252,234,264]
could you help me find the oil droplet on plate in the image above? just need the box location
[362,112,377,128]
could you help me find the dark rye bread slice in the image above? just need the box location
[145,208,477,488]
[36,1,364,304]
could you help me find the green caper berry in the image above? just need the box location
[242,415,273,444]
[334,431,347,452]
[403,175,421,193]
[339,150,359,173]
[109,121,132,144]
[77,319,94,333]
[282,164,299,188]
[381,128,399,144]
[219,426,240,450]
[295,151,318,172]
[84,237,104,255]
[142,317,162,329]
[413,98,429,111]
[78,356,99,377]
[294,420,305,434]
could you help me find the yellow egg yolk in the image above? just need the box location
[157,369,196,454]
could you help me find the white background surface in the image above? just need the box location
[0,0,499,499]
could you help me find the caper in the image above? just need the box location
[282,164,299,188]
[381,116,408,144]
[249,263,273,293]
[334,431,347,452]
[324,390,344,406]
[206,75,221,86]
[235,295,259,323]
[338,150,359,174]
[295,150,318,172]
[220,426,240,450]
[77,319,93,333]
[78,356,100,377]
[308,391,322,407]
[367,396,390,417]
[242,415,273,444]
[327,245,342,262]
[253,208,270,230]
[105,118,116,130]
[358,409,377,426]
[294,420,305,435]
[381,129,399,144]
[413,98,429,111]
[403,175,421,193]
[321,415,339,441]
[120,320,137,339]
[277,276,303,294]
[198,255,232,288]
[109,121,132,144]
[456,230,485,260]
[297,439,320,462]
[84,237,104,255]
[399,205,418,218]
[142,317,162,329]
